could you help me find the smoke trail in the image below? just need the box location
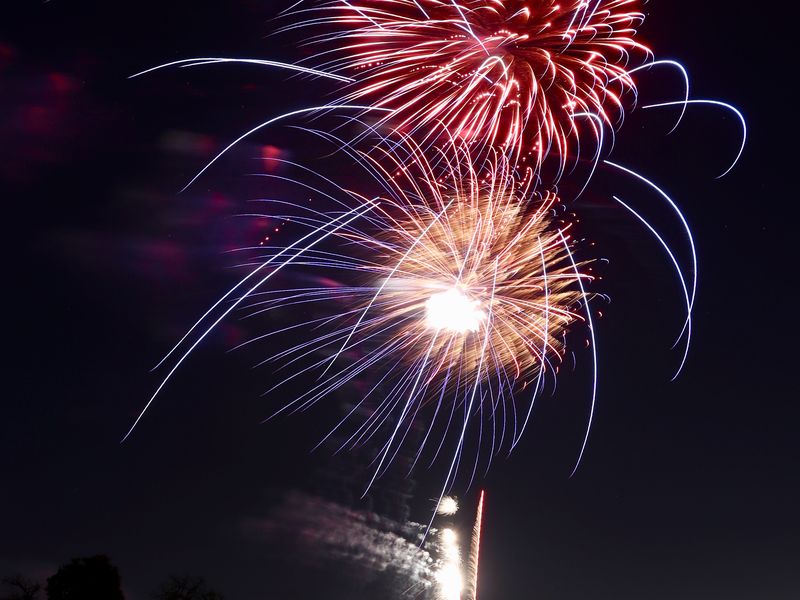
[250,490,437,598]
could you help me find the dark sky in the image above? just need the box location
[2,1,797,599]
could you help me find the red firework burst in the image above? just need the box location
[297,0,650,172]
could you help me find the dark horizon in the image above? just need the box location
[2,1,797,599]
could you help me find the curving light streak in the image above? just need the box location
[604,159,697,342]
[641,99,747,178]
[178,103,391,192]
[614,59,690,133]
[612,195,692,380]
[122,199,380,441]
[129,57,355,83]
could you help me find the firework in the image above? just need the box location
[464,490,484,600]
[125,0,748,490]
[290,0,650,171]
[437,496,459,516]
[247,146,593,493]
[126,136,596,497]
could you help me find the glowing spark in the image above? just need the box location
[438,496,460,516]
[425,288,486,333]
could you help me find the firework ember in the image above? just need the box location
[437,496,460,516]
[293,0,650,170]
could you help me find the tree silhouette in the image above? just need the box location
[46,556,123,600]
[1,575,42,600]
[151,576,223,600]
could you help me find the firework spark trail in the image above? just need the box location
[611,195,692,379]
[561,228,598,478]
[464,490,484,600]
[640,99,747,178]
[122,199,381,441]
[287,0,651,171]
[128,57,355,83]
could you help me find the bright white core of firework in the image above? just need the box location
[438,496,459,516]
[425,288,486,334]
[436,528,463,600]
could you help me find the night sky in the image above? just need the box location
[2,1,797,599]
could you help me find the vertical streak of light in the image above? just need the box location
[464,490,485,600]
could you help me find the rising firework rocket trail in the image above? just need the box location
[465,490,484,600]
[287,0,650,171]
